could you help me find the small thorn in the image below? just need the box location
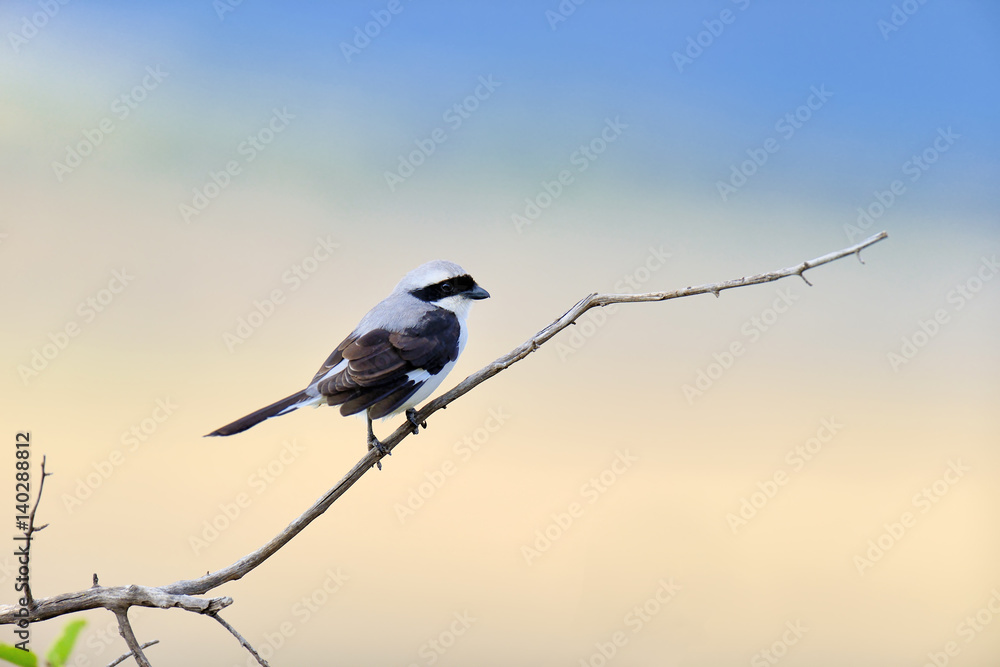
[855,248,866,265]
[93,573,99,587]
[711,289,720,298]
[796,268,813,287]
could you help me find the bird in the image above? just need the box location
[206,260,490,462]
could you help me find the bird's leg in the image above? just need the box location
[405,408,427,434]
[366,409,389,470]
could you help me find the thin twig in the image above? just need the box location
[211,613,271,667]
[114,610,152,667]
[26,456,51,538]
[23,455,52,607]
[106,640,160,667]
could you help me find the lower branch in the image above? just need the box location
[113,610,151,667]
[211,613,271,667]
[106,640,160,667]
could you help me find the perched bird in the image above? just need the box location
[206,260,489,459]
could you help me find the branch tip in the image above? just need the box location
[212,613,271,667]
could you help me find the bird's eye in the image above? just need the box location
[440,282,453,293]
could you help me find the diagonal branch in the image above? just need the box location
[162,230,888,596]
[211,613,271,667]
[0,231,888,633]
[113,610,151,667]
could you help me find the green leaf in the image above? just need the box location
[0,644,37,667]
[45,620,87,667]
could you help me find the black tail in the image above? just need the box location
[205,390,311,437]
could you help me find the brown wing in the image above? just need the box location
[309,333,357,387]
[310,310,461,418]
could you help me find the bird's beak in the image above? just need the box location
[467,284,490,300]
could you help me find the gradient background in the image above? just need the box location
[3,2,999,665]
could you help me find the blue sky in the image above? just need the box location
[5,1,998,222]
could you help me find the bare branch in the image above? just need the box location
[106,640,160,667]
[4,583,232,623]
[114,610,151,667]
[405,230,890,446]
[24,455,52,607]
[0,232,888,654]
[211,613,271,667]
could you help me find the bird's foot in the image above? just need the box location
[367,435,390,470]
[405,408,427,435]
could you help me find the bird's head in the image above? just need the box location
[399,260,490,317]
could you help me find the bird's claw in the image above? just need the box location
[368,436,390,470]
[405,408,427,434]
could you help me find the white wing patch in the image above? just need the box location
[314,358,349,386]
[385,360,457,418]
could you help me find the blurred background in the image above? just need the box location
[2,2,999,665]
